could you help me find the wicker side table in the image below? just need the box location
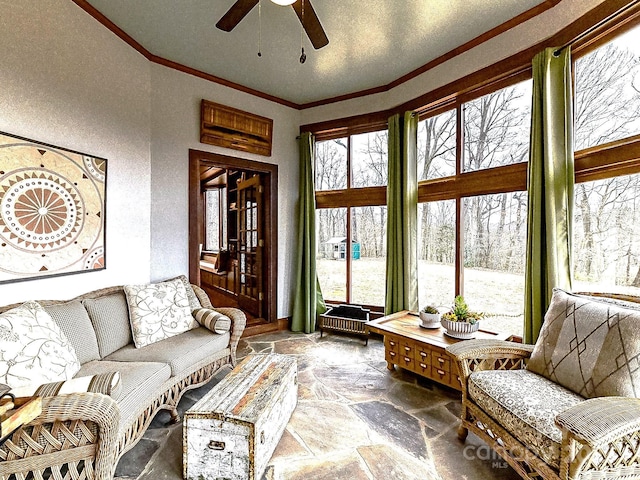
[319,305,370,345]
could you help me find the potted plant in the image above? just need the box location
[419,305,441,329]
[441,295,483,339]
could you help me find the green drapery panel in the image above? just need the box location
[385,112,419,315]
[291,132,326,333]
[524,47,574,344]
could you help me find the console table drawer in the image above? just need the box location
[432,367,451,385]
[416,361,430,376]
[385,336,400,353]
[415,348,431,365]
[432,353,451,372]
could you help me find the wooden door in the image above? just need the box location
[237,174,263,317]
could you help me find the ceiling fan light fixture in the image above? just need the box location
[271,0,296,5]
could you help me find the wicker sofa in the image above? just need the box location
[447,289,640,480]
[0,277,246,480]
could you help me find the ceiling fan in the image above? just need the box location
[216,0,329,50]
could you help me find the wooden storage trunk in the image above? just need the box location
[183,353,297,480]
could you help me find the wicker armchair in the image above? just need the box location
[447,290,640,480]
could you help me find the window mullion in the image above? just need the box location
[455,105,465,297]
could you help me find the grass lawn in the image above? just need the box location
[318,257,640,338]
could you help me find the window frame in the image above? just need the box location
[311,4,640,318]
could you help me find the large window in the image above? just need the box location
[572,24,640,296]
[310,12,640,336]
[315,131,388,306]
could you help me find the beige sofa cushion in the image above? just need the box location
[83,292,133,358]
[124,279,198,348]
[469,369,584,469]
[0,301,81,388]
[77,360,171,431]
[44,300,101,364]
[528,288,640,398]
[104,327,230,376]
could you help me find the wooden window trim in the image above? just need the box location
[304,0,640,138]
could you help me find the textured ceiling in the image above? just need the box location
[83,0,546,105]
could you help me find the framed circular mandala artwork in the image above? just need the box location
[0,132,106,283]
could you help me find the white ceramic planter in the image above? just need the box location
[441,318,480,339]
[419,312,441,329]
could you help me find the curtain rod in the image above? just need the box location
[554,0,640,55]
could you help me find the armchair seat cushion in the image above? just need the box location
[469,369,584,469]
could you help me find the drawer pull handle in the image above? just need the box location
[420,363,427,368]
[208,440,225,451]
[437,369,445,375]
[389,352,396,357]
[420,352,427,357]
[404,357,411,362]
[260,431,265,444]
[437,358,445,364]
[404,346,411,352]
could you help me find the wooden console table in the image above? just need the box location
[367,311,510,390]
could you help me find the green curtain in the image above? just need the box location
[291,132,327,333]
[385,112,419,314]
[524,47,574,344]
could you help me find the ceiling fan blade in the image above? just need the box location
[292,0,329,50]
[216,0,259,32]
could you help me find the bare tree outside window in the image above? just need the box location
[417,200,456,309]
[315,139,347,191]
[573,27,640,295]
[463,192,528,335]
[464,81,532,172]
[417,110,456,181]
[352,206,387,305]
[351,131,389,187]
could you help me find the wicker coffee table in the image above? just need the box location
[367,311,510,390]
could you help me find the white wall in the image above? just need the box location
[0,0,152,305]
[300,0,609,125]
[149,65,300,319]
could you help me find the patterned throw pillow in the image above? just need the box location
[11,371,121,399]
[528,288,640,398]
[0,301,81,388]
[124,279,198,348]
[193,308,232,334]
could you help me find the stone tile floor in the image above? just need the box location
[115,331,521,480]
